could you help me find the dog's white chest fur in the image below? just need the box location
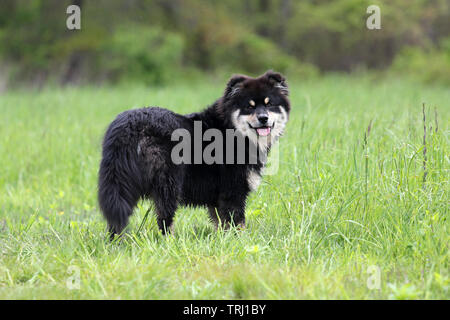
[247,169,262,191]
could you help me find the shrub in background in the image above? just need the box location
[103,26,184,85]
[392,38,450,85]
[0,0,448,87]
[185,18,318,78]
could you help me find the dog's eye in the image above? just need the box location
[249,100,256,108]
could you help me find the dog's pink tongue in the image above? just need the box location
[256,127,271,136]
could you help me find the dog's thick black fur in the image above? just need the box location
[98,71,290,238]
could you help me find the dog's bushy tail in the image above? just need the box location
[98,112,142,239]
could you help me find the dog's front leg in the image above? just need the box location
[213,195,246,230]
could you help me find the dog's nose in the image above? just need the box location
[258,114,268,124]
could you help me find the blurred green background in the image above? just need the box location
[0,1,449,299]
[0,0,449,88]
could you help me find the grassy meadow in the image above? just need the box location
[0,75,448,299]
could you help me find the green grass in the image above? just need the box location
[0,75,448,299]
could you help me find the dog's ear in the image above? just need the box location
[264,70,289,96]
[224,74,247,98]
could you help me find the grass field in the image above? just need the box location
[0,75,448,299]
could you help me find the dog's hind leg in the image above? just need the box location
[214,195,246,230]
[154,195,178,235]
[138,139,183,235]
[152,174,180,235]
[207,206,220,229]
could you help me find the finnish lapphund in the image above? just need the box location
[98,70,290,238]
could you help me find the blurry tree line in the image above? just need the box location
[0,0,449,87]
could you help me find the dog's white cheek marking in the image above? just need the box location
[247,169,262,191]
[270,106,288,139]
[231,110,246,132]
[231,110,258,145]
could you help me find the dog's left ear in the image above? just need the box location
[264,70,289,96]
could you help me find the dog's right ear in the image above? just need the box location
[224,74,247,98]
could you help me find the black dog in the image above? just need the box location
[98,71,290,238]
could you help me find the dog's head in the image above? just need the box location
[221,70,290,148]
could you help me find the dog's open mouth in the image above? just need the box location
[248,123,274,137]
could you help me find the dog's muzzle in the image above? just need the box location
[248,122,274,136]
